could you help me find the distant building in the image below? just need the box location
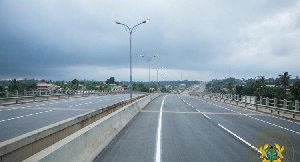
[107,84,116,89]
[179,84,186,90]
[36,82,60,91]
[266,85,276,88]
[111,86,126,91]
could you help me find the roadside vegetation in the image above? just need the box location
[205,72,300,101]
[0,77,199,97]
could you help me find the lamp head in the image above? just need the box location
[140,54,144,57]
[142,19,150,23]
[112,20,120,24]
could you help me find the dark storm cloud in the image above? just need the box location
[1,0,300,81]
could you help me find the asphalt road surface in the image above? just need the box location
[95,93,299,162]
[0,94,142,142]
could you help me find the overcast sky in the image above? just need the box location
[1,0,300,82]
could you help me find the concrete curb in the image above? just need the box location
[24,93,161,162]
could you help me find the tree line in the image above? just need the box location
[206,72,300,101]
[0,77,172,97]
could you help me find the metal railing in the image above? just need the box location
[0,90,132,105]
[192,92,299,112]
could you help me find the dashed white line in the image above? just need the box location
[218,124,261,154]
[0,110,54,123]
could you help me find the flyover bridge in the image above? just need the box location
[0,93,299,161]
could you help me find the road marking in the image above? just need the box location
[245,115,300,135]
[218,124,261,154]
[0,110,54,123]
[155,95,167,162]
[200,97,300,135]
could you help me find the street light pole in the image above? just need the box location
[112,19,150,103]
[159,72,167,85]
[153,67,164,91]
[140,54,158,93]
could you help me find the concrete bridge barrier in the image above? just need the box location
[0,93,158,162]
[23,93,160,162]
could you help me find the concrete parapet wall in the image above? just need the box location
[0,94,150,162]
[24,93,160,162]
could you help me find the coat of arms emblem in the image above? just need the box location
[259,143,284,162]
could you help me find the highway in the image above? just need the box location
[0,94,142,143]
[95,93,300,161]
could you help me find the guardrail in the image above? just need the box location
[0,94,150,162]
[192,92,300,121]
[0,90,137,106]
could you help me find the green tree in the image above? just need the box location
[235,85,243,95]
[106,77,115,84]
[71,79,79,90]
[9,79,18,91]
[278,72,291,91]
[227,83,233,91]
[291,81,300,100]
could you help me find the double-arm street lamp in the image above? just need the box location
[112,19,150,103]
[159,72,167,82]
[140,54,158,92]
[153,67,164,89]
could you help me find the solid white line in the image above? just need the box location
[155,95,167,162]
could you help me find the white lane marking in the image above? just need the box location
[206,100,300,132]
[0,110,54,123]
[247,115,300,135]
[218,124,261,154]
[155,95,167,162]
[178,96,211,120]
